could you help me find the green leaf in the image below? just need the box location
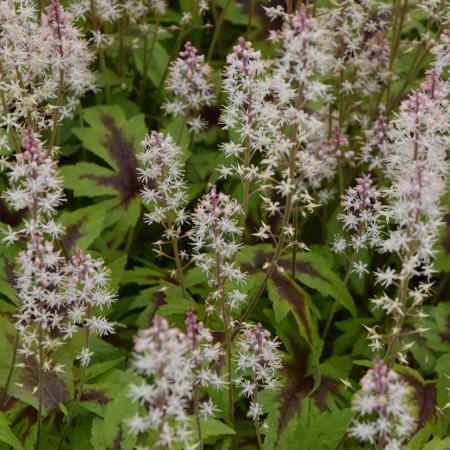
[268,276,320,351]
[291,252,357,317]
[0,412,23,450]
[215,0,248,25]
[263,396,351,450]
[423,437,450,450]
[59,201,111,252]
[67,105,146,206]
[133,40,170,88]
[90,385,138,450]
[198,418,235,439]
[61,163,118,198]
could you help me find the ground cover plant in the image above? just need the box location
[0,0,449,449]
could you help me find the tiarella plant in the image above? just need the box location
[0,1,448,450]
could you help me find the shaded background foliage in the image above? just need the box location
[0,0,449,449]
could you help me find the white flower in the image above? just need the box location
[138,131,188,233]
[163,42,213,134]
[235,323,282,420]
[128,315,220,448]
[352,260,368,279]
[350,357,415,447]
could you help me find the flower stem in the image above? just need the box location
[234,193,292,335]
[321,253,355,343]
[172,237,187,299]
[193,384,203,450]
[207,0,233,62]
[215,252,236,445]
[253,387,263,450]
[57,326,92,450]
[246,0,256,39]
[36,324,45,450]
[48,70,65,152]
[138,20,160,108]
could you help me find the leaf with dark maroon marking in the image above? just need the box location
[66,105,146,206]
[238,244,356,317]
[262,343,351,450]
[403,375,437,430]
[59,201,111,252]
[12,359,68,413]
[268,274,320,351]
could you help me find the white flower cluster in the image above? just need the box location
[190,187,247,310]
[0,0,95,129]
[128,315,222,448]
[163,42,214,133]
[69,0,121,23]
[64,249,117,366]
[219,38,267,182]
[185,309,225,394]
[15,247,116,369]
[349,357,415,449]
[327,0,390,96]
[138,131,188,233]
[352,33,450,360]
[332,175,382,277]
[370,46,449,331]
[1,128,116,371]
[269,7,335,211]
[360,114,391,170]
[273,6,335,103]
[1,127,64,243]
[235,323,282,420]
[70,0,167,24]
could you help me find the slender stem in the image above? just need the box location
[138,20,160,109]
[384,277,408,368]
[386,24,442,115]
[321,251,356,343]
[0,332,19,409]
[215,252,235,442]
[193,384,203,450]
[234,194,292,336]
[56,365,88,450]
[36,324,45,450]
[48,70,65,152]
[138,30,149,105]
[386,0,408,108]
[99,47,111,104]
[207,0,233,62]
[253,387,263,450]
[246,0,256,38]
[172,238,187,299]
[239,179,250,231]
[291,208,298,279]
[235,84,303,334]
[118,15,125,78]
[239,138,251,230]
[287,0,293,14]
[176,116,188,146]
[90,0,111,104]
[57,326,92,450]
